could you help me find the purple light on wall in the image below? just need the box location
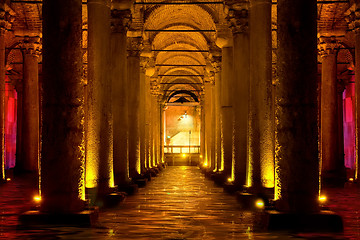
[343,78,355,170]
[4,81,17,170]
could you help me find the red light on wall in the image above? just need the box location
[345,98,353,123]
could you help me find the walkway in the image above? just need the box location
[0,166,359,239]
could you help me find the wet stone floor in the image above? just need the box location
[0,166,359,239]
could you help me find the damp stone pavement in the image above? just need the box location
[0,166,359,239]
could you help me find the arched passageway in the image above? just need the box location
[0,0,358,234]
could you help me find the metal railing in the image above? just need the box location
[164,145,200,154]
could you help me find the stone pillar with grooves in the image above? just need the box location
[276,0,319,212]
[41,0,86,213]
[110,8,131,188]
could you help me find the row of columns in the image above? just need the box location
[0,0,164,213]
[202,0,322,213]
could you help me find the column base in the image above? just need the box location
[265,210,343,232]
[223,182,243,194]
[86,188,126,208]
[236,192,270,210]
[132,175,148,188]
[19,207,99,227]
[117,183,139,195]
[210,171,228,186]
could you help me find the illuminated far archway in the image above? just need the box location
[164,103,201,153]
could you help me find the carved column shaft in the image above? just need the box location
[111,9,131,187]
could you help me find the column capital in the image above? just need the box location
[0,7,14,34]
[20,36,42,57]
[226,2,249,35]
[211,55,222,73]
[346,6,360,34]
[318,35,342,58]
[150,78,160,95]
[127,37,142,57]
[111,9,131,33]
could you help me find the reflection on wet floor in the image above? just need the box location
[0,166,359,239]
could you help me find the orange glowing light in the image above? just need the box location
[6,178,11,181]
[203,162,208,167]
[319,195,327,203]
[182,153,187,158]
[349,178,354,182]
[33,195,41,202]
[227,177,233,183]
[200,155,203,159]
[255,199,265,209]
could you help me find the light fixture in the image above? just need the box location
[319,195,327,203]
[255,199,265,209]
[34,195,42,202]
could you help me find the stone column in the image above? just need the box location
[276,0,319,212]
[139,59,147,173]
[318,35,345,185]
[110,8,131,187]
[41,0,86,212]
[212,56,222,171]
[20,36,41,173]
[220,46,234,178]
[159,103,165,164]
[351,5,360,180]
[227,5,249,186]
[249,0,274,190]
[128,36,141,178]
[86,0,114,198]
[0,6,9,181]
[200,94,206,165]
[204,80,214,169]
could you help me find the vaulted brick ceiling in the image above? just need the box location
[4,0,356,99]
